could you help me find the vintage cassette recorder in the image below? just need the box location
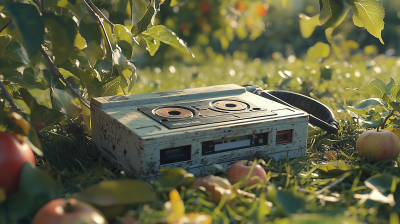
[91,84,309,179]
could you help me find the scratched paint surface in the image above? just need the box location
[91,84,309,180]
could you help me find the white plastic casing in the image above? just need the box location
[91,84,309,179]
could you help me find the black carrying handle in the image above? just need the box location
[243,85,339,134]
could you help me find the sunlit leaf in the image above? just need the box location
[131,0,149,25]
[348,98,383,110]
[74,32,87,50]
[142,25,194,57]
[139,34,160,56]
[356,78,387,98]
[319,0,350,29]
[114,24,134,59]
[299,14,321,38]
[131,0,156,36]
[350,0,385,44]
[153,168,195,192]
[306,42,330,61]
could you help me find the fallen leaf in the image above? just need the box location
[190,175,235,203]
[323,151,337,160]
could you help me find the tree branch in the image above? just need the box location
[84,0,115,31]
[0,81,19,111]
[378,110,395,131]
[39,46,90,109]
[81,0,114,53]
[0,19,12,34]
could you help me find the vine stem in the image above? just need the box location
[377,110,395,131]
[41,0,44,14]
[39,46,90,109]
[0,81,19,111]
[81,0,114,53]
[0,19,12,34]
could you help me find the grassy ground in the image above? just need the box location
[37,49,400,223]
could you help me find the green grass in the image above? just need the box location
[36,50,400,224]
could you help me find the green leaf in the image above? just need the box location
[2,36,29,65]
[4,3,44,59]
[4,68,47,90]
[131,0,156,36]
[317,161,351,175]
[348,98,383,110]
[43,13,78,65]
[112,48,137,93]
[319,0,350,29]
[142,25,194,57]
[132,0,149,25]
[386,78,400,102]
[18,88,65,126]
[306,42,330,61]
[267,185,305,215]
[75,180,156,206]
[74,32,87,50]
[139,34,160,56]
[114,25,134,59]
[299,14,321,38]
[23,129,43,156]
[356,78,387,98]
[69,49,100,80]
[349,0,385,44]
[365,173,396,194]
[152,168,195,192]
[4,162,59,221]
[0,35,11,57]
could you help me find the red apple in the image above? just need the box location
[200,1,212,14]
[255,2,269,17]
[0,132,36,195]
[356,129,400,161]
[32,198,107,224]
[235,2,247,11]
[227,160,268,186]
[180,23,189,31]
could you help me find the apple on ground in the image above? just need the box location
[227,160,267,186]
[356,129,400,161]
[32,198,107,224]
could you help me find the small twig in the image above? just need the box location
[81,0,114,53]
[60,7,65,16]
[39,46,90,109]
[84,0,115,31]
[0,19,12,34]
[0,81,19,111]
[41,0,44,14]
[316,176,347,194]
[378,110,395,131]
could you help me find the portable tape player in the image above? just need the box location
[91,84,338,179]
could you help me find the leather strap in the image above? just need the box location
[243,85,339,134]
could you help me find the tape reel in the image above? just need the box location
[154,107,193,119]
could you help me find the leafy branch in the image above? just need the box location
[0,81,19,111]
[39,46,90,109]
[84,0,115,32]
[81,0,114,52]
[0,19,12,33]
